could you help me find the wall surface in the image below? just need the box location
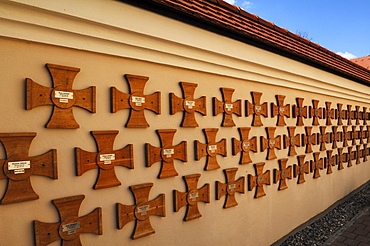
[1,0,370,245]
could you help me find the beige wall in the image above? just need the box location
[1,0,370,245]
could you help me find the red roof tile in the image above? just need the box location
[351,56,370,71]
[136,0,370,86]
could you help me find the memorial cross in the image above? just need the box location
[293,97,308,126]
[195,128,227,170]
[342,126,351,147]
[354,106,361,125]
[273,158,292,190]
[362,144,368,162]
[261,127,281,160]
[309,100,323,126]
[245,91,268,126]
[248,162,271,198]
[351,126,358,146]
[170,82,206,127]
[332,126,342,149]
[232,127,257,164]
[302,126,316,154]
[324,102,335,125]
[336,103,346,125]
[75,131,134,189]
[117,183,165,239]
[146,129,187,179]
[337,148,346,170]
[111,74,161,128]
[356,145,362,164]
[347,105,354,125]
[325,150,337,174]
[311,152,324,179]
[174,174,210,221]
[293,155,310,184]
[318,126,330,151]
[26,64,96,128]
[283,126,300,156]
[213,87,241,127]
[271,95,290,126]
[216,168,245,208]
[362,107,367,125]
[0,132,57,205]
[358,126,366,144]
[34,195,102,246]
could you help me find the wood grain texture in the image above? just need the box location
[146,129,187,178]
[75,130,134,189]
[26,63,96,128]
[174,174,210,221]
[232,127,257,164]
[170,82,206,127]
[111,74,161,128]
[213,87,241,127]
[245,91,268,126]
[34,195,102,246]
[0,132,57,205]
[216,168,245,208]
[117,183,165,239]
[195,128,227,170]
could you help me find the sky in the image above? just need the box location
[224,0,370,59]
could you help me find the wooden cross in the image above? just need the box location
[75,130,134,189]
[248,162,270,198]
[318,126,330,151]
[310,152,324,179]
[358,126,366,144]
[284,126,300,156]
[174,174,210,221]
[195,128,227,170]
[336,103,346,125]
[362,107,367,125]
[356,145,362,164]
[0,132,57,205]
[261,127,281,160]
[337,148,346,170]
[367,126,370,143]
[273,158,292,190]
[342,126,351,147]
[245,91,268,126]
[26,63,96,128]
[293,97,308,126]
[309,99,323,126]
[351,126,358,146]
[302,126,316,154]
[294,155,309,184]
[354,106,361,125]
[347,105,354,125]
[332,126,342,149]
[325,150,337,174]
[213,87,242,127]
[271,95,290,126]
[216,168,245,208]
[170,82,206,127]
[111,74,161,128]
[347,146,355,167]
[232,127,257,164]
[362,144,368,162]
[324,102,335,125]
[146,129,187,179]
[34,195,102,246]
[117,183,165,239]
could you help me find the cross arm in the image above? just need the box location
[31,149,58,179]
[26,79,53,109]
[74,86,96,113]
[33,221,60,246]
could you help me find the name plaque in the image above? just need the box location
[99,154,115,164]
[185,100,195,109]
[189,192,198,201]
[55,91,73,103]
[62,222,80,234]
[137,205,150,215]
[163,149,174,158]
[132,96,145,106]
[8,161,30,170]
[228,184,236,191]
[208,145,217,153]
[226,104,233,111]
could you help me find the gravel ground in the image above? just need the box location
[280,182,370,246]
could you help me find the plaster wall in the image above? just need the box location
[1,1,370,245]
